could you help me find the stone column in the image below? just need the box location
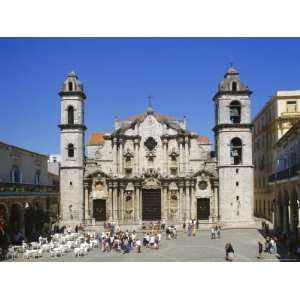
[112,182,118,221]
[179,181,184,222]
[134,138,140,176]
[191,181,196,220]
[179,140,183,174]
[84,182,90,222]
[298,202,300,228]
[185,181,191,221]
[139,187,142,222]
[113,138,118,173]
[213,182,219,222]
[162,183,168,222]
[283,201,289,234]
[119,139,124,176]
[275,202,281,231]
[108,183,113,221]
[134,140,138,175]
[185,137,189,174]
[134,183,141,223]
[165,141,169,175]
[162,139,168,175]
[119,182,124,223]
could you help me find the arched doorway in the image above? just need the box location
[9,204,22,242]
[0,204,9,256]
[283,191,290,234]
[290,189,299,234]
[24,203,35,242]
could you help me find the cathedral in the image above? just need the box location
[59,67,255,228]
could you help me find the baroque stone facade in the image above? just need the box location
[59,68,255,227]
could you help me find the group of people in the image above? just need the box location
[142,232,162,249]
[98,226,162,254]
[166,225,177,239]
[99,230,139,254]
[210,226,221,239]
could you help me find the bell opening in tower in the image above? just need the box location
[229,101,241,124]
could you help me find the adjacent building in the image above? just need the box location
[59,68,255,228]
[253,90,300,221]
[0,141,59,241]
[269,120,300,235]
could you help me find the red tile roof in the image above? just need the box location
[88,132,105,145]
[197,136,209,144]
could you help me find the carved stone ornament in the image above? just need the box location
[169,182,178,191]
[142,177,161,189]
[125,182,135,191]
[124,148,134,158]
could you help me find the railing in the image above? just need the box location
[0,182,58,193]
[268,163,300,183]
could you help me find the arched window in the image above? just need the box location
[68,143,74,157]
[230,138,242,165]
[232,81,237,91]
[68,82,73,91]
[67,106,74,124]
[34,170,41,185]
[10,166,21,183]
[229,101,241,124]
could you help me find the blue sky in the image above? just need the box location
[1,37,300,155]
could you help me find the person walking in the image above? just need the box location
[270,237,277,255]
[136,239,141,253]
[217,226,221,239]
[192,224,196,236]
[225,243,234,261]
[187,223,192,237]
[211,227,215,239]
[257,241,263,259]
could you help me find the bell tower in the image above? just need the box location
[213,67,254,226]
[59,71,86,224]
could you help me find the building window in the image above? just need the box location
[10,166,21,183]
[287,101,297,113]
[236,181,239,187]
[34,170,41,185]
[236,168,239,174]
[229,101,241,124]
[232,81,238,91]
[67,106,74,124]
[68,82,73,91]
[68,143,74,157]
[230,138,242,165]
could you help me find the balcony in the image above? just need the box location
[0,182,58,194]
[268,163,300,183]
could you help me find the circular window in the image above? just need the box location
[198,181,208,190]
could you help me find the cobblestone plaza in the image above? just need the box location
[8,229,280,262]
